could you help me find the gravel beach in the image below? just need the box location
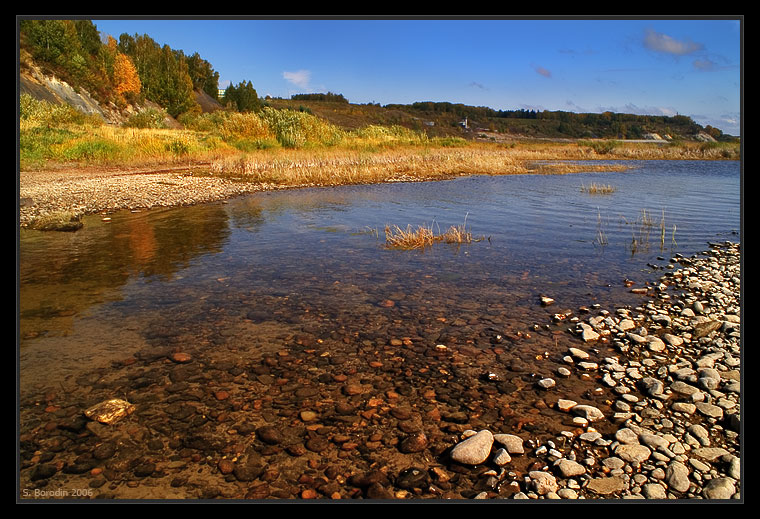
[19,164,277,228]
[18,168,741,501]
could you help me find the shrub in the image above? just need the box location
[165,139,190,156]
[579,139,619,155]
[20,94,99,128]
[260,107,344,148]
[123,108,167,129]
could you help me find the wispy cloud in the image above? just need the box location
[693,112,741,135]
[643,29,702,56]
[597,103,678,117]
[565,99,588,113]
[533,65,552,78]
[693,58,716,71]
[283,69,311,89]
[469,81,487,90]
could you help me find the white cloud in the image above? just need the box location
[693,58,716,71]
[283,70,311,89]
[643,29,702,56]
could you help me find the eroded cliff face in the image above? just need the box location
[20,64,127,125]
[19,61,222,127]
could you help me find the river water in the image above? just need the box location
[18,160,740,396]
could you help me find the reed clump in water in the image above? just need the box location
[581,182,617,195]
[625,208,677,254]
[594,208,609,247]
[384,215,485,250]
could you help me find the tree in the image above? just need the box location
[186,51,220,99]
[117,34,198,117]
[73,20,101,57]
[113,52,141,101]
[223,80,261,112]
[20,19,69,62]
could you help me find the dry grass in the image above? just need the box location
[383,215,485,250]
[208,144,635,187]
[581,182,617,195]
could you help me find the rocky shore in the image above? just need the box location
[18,236,741,501]
[446,241,742,500]
[18,165,278,228]
[18,164,434,229]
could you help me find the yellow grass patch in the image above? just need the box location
[383,216,485,250]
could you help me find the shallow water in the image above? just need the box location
[18,160,740,394]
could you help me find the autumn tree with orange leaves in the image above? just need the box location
[103,35,141,104]
[113,52,141,101]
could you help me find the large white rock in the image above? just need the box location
[572,404,605,422]
[450,430,494,465]
[529,471,558,495]
[493,433,524,455]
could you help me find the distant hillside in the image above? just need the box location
[268,97,733,144]
[18,19,733,143]
[19,56,729,145]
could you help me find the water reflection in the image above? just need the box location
[19,203,232,341]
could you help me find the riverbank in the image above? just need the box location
[17,152,615,230]
[19,162,272,229]
[19,136,741,231]
[18,239,741,501]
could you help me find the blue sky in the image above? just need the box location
[92,17,742,135]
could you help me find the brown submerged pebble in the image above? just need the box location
[256,426,282,445]
[399,432,429,453]
[18,230,741,501]
[217,459,235,475]
[170,352,193,363]
[305,437,329,453]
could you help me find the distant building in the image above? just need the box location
[218,88,227,99]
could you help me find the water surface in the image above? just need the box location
[18,160,741,393]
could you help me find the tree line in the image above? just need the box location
[384,100,729,140]
[291,92,349,103]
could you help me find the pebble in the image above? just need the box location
[555,459,586,478]
[17,241,740,501]
[571,404,605,422]
[702,478,736,500]
[493,434,524,455]
[529,471,558,495]
[586,476,627,495]
[450,430,494,465]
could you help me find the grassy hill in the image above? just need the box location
[265,96,735,144]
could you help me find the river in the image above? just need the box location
[19,160,740,391]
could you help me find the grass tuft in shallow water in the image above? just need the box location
[383,215,486,250]
[581,182,616,195]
